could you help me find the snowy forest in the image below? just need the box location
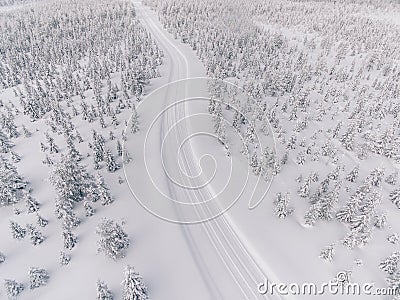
[0,0,400,299]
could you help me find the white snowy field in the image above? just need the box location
[0,0,400,299]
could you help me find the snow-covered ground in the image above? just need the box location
[1,0,400,299]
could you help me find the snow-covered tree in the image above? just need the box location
[380,251,400,276]
[346,165,359,182]
[0,252,5,264]
[97,280,113,300]
[105,149,119,172]
[130,107,139,134]
[390,188,400,209]
[122,265,148,300]
[84,201,95,217]
[10,221,26,240]
[298,178,311,198]
[274,192,294,218]
[0,156,27,207]
[95,174,113,206]
[26,224,45,245]
[97,218,129,260]
[63,229,77,250]
[319,244,335,262]
[4,279,24,299]
[60,251,71,266]
[29,267,49,289]
[25,194,39,213]
[36,214,49,227]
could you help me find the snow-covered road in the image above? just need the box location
[132,2,280,299]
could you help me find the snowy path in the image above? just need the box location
[133,2,285,299]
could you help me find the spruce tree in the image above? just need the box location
[96,174,113,206]
[26,224,45,245]
[29,267,49,289]
[97,280,113,300]
[97,218,129,260]
[0,252,5,264]
[4,279,24,298]
[122,266,148,300]
[105,149,119,172]
[10,221,26,240]
[60,251,71,266]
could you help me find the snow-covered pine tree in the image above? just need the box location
[10,221,26,240]
[0,156,27,207]
[4,279,24,298]
[105,149,119,172]
[97,280,113,300]
[122,265,148,300]
[389,188,400,209]
[63,229,77,250]
[123,150,132,165]
[45,133,59,154]
[130,107,139,134]
[274,192,294,218]
[0,252,5,264]
[60,251,71,266]
[319,244,335,262]
[96,173,113,206]
[55,199,80,229]
[96,218,129,260]
[346,165,359,182]
[298,177,311,198]
[366,167,385,187]
[25,194,39,213]
[84,201,95,217]
[36,214,49,227]
[385,171,398,186]
[29,267,49,289]
[117,140,123,156]
[379,251,400,276]
[26,224,45,245]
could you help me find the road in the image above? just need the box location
[133,2,284,300]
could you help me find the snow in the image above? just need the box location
[1,0,400,299]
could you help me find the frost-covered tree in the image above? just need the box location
[36,214,49,227]
[105,149,119,173]
[380,251,400,276]
[97,280,113,300]
[63,229,77,250]
[0,252,5,264]
[96,218,129,260]
[298,178,311,198]
[319,244,335,262]
[346,165,359,182]
[60,251,71,266]
[4,279,24,299]
[117,140,123,157]
[385,171,398,186]
[29,267,49,289]
[122,265,148,300]
[130,107,139,134]
[84,201,95,217]
[25,194,39,213]
[26,224,45,245]
[390,188,400,209]
[274,192,293,218]
[10,221,26,240]
[96,173,113,206]
[0,156,27,207]
[374,213,387,229]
